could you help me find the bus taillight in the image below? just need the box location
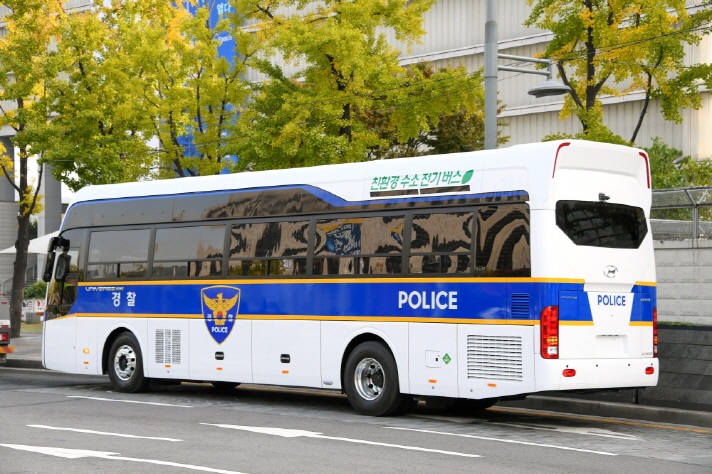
[653,307,658,358]
[540,306,559,359]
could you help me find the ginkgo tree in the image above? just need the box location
[0,0,61,336]
[231,0,487,170]
[526,0,712,144]
[46,0,254,188]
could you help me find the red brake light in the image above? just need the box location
[541,305,559,359]
[0,333,8,342]
[653,307,658,358]
[563,369,576,377]
[645,367,655,375]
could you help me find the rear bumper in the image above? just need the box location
[535,357,659,392]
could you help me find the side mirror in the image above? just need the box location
[54,254,71,281]
[42,252,56,283]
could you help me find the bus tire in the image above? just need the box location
[343,341,405,417]
[211,382,240,391]
[107,332,150,393]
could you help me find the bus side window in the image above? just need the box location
[153,225,225,278]
[313,216,404,275]
[409,212,473,275]
[86,229,150,280]
[476,204,531,277]
[229,221,309,277]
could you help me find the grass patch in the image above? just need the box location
[21,322,43,333]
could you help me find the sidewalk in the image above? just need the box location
[3,331,43,369]
[3,329,711,429]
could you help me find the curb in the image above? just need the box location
[499,395,712,429]
[2,359,44,370]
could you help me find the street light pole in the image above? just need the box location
[484,0,498,150]
[483,0,571,150]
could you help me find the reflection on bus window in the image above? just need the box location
[313,216,404,275]
[229,221,309,276]
[476,205,531,277]
[409,212,473,275]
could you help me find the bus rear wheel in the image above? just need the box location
[343,341,406,417]
[107,332,150,393]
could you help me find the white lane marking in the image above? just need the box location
[202,423,481,458]
[67,395,192,408]
[0,444,246,474]
[28,425,182,442]
[385,427,618,456]
[488,422,642,440]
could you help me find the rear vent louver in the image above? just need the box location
[155,329,181,365]
[510,294,531,319]
[467,335,523,382]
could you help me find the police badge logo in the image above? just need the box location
[201,286,240,344]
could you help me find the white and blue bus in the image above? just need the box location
[42,140,658,416]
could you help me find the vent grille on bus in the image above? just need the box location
[467,335,523,381]
[155,329,181,365]
[510,294,531,319]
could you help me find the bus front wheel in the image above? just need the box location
[344,341,406,417]
[107,332,150,393]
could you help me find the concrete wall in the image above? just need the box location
[640,326,712,412]
[655,241,712,326]
[528,326,712,413]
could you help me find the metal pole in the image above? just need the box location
[484,0,498,150]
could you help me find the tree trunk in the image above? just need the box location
[9,212,30,339]
[7,147,40,339]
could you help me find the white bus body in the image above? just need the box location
[42,140,657,415]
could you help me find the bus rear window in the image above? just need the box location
[556,201,647,249]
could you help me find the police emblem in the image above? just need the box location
[200,286,240,344]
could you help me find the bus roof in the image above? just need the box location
[64,140,650,228]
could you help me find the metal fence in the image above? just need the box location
[651,186,712,241]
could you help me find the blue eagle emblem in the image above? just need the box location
[201,286,240,344]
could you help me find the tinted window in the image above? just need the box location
[231,221,309,258]
[476,204,530,277]
[313,216,404,275]
[556,201,647,249]
[154,225,224,260]
[409,212,473,274]
[315,216,404,256]
[411,212,472,253]
[88,229,150,262]
[228,220,309,277]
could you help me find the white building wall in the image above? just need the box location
[398,0,712,159]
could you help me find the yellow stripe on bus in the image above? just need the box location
[54,314,651,327]
[59,313,541,325]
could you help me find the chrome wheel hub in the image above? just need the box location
[114,345,137,381]
[354,358,384,401]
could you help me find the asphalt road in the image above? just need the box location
[1,367,711,474]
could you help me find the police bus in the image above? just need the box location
[42,140,658,416]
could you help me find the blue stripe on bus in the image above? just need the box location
[67,279,658,323]
[68,185,527,210]
[630,284,657,323]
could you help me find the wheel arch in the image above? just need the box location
[339,332,396,393]
[101,326,137,375]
